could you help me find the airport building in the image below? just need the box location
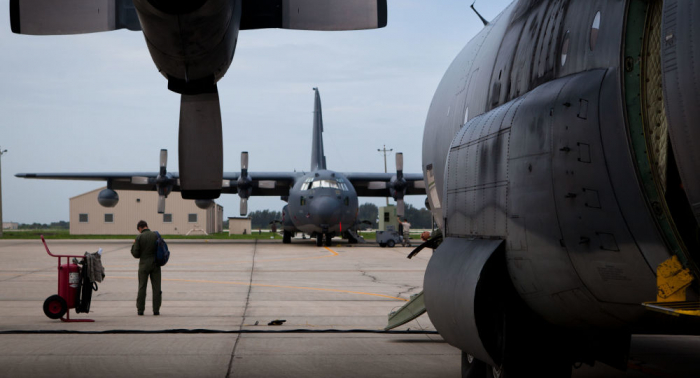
[2,222,19,230]
[228,217,252,235]
[70,187,223,235]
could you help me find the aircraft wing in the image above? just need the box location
[15,172,161,191]
[16,171,301,196]
[344,172,426,197]
[221,172,302,197]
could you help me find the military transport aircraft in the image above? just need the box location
[403,0,700,376]
[16,88,425,246]
[10,0,387,201]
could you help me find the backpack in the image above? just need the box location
[154,231,170,267]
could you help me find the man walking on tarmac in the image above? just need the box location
[131,220,161,316]
[399,217,412,247]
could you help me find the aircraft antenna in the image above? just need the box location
[0,147,7,238]
[377,145,393,205]
[470,1,489,26]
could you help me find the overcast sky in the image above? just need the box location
[0,0,512,224]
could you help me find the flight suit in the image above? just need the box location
[131,229,161,314]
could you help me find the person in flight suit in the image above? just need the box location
[131,220,161,316]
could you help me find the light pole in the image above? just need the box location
[0,148,7,238]
[377,145,393,205]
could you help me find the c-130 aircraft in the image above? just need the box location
[17,88,425,247]
[10,0,387,202]
[414,0,700,376]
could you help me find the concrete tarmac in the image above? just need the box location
[1,238,698,377]
[0,238,456,377]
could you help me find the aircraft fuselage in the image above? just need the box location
[285,170,359,237]
[422,0,700,372]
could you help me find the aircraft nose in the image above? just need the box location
[309,196,341,223]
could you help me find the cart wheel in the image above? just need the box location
[387,240,395,248]
[43,295,67,319]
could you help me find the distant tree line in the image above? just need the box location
[18,221,70,230]
[249,210,283,229]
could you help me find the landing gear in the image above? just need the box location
[460,310,573,378]
[316,234,323,247]
[325,234,333,246]
[282,231,292,244]
[461,352,487,378]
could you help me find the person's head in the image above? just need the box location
[403,218,408,222]
[137,220,148,232]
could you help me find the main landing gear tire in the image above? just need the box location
[461,352,487,378]
[43,294,67,320]
[461,313,573,378]
[282,231,292,244]
[316,234,323,247]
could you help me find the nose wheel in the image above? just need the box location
[316,233,334,246]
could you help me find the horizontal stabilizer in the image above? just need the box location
[385,291,426,330]
[241,0,387,31]
[11,0,141,35]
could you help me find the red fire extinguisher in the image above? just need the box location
[41,236,94,322]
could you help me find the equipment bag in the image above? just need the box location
[75,258,97,313]
[154,231,170,266]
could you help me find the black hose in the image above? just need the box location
[0,328,439,335]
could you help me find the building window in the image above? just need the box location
[188,214,197,223]
[79,214,88,223]
[104,214,114,223]
[136,198,140,203]
[163,214,173,223]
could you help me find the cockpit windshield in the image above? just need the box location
[301,177,349,191]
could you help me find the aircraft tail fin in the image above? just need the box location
[311,88,327,171]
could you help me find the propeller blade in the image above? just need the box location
[396,152,404,172]
[157,195,166,214]
[131,176,150,185]
[241,151,249,172]
[159,149,167,176]
[10,0,141,35]
[397,199,405,218]
[179,89,223,200]
[160,149,167,167]
[240,198,248,216]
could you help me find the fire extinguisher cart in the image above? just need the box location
[41,235,94,322]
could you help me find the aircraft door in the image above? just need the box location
[551,69,656,306]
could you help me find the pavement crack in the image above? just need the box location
[360,269,379,283]
[396,285,420,299]
[226,239,257,378]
